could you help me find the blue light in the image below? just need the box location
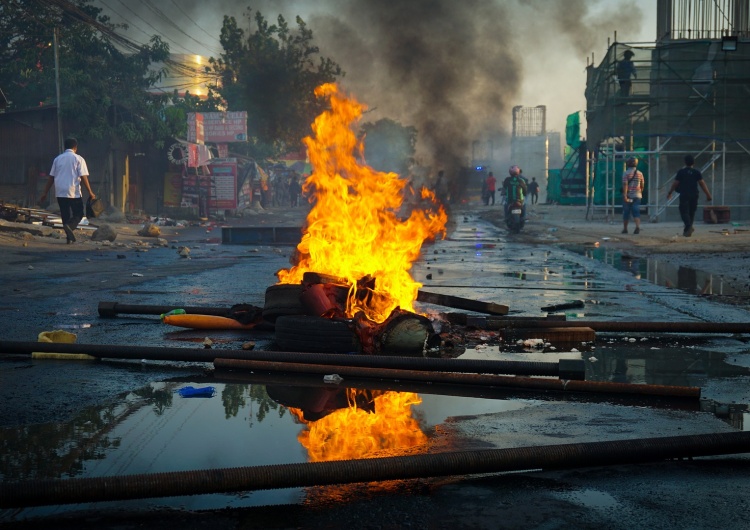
[476,166,483,171]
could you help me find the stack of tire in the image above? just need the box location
[263,283,360,354]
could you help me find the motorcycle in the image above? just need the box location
[505,199,525,233]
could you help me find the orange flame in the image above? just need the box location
[277,83,447,323]
[291,390,427,462]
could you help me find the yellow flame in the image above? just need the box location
[277,83,447,323]
[291,390,427,462]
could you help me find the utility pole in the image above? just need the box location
[53,27,63,153]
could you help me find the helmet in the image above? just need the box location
[508,165,520,176]
[626,157,638,167]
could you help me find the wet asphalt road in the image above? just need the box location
[2,210,750,529]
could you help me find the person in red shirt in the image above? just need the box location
[485,172,497,205]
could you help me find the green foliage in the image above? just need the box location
[209,10,344,159]
[0,0,190,146]
[1,2,343,154]
[360,118,418,175]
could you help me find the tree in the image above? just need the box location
[0,0,189,147]
[360,118,418,176]
[209,10,344,159]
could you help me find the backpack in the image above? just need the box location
[508,177,525,202]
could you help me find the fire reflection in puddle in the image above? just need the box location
[286,390,428,462]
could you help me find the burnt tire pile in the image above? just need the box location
[273,315,361,354]
[263,284,361,354]
[262,284,306,322]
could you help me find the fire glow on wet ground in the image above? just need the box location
[0,379,533,518]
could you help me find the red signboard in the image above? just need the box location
[187,112,248,143]
[195,113,204,145]
[208,158,238,210]
[187,144,212,168]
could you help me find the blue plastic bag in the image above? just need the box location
[177,386,216,398]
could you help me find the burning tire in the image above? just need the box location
[274,315,361,354]
[263,284,305,321]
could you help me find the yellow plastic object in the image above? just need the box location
[33,330,97,360]
[38,330,78,343]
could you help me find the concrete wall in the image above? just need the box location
[511,136,549,204]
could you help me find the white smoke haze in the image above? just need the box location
[98,0,651,169]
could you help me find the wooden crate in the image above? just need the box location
[505,326,596,345]
[703,206,730,224]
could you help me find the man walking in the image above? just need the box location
[528,177,540,205]
[621,157,644,235]
[667,155,712,237]
[40,138,96,244]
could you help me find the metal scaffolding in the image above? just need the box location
[584,0,750,222]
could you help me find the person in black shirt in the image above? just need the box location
[667,155,712,237]
[527,177,540,205]
[616,50,637,96]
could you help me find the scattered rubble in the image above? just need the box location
[91,223,118,242]
[137,223,161,237]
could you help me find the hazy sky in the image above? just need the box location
[96,0,657,165]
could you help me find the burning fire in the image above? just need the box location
[290,390,427,462]
[277,83,447,323]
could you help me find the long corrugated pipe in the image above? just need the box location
[0,340,584,379]
[213,358,700,398]
[213,369,702,411]
[482,319,750,333]
[2,431,747,508]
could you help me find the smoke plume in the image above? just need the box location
[102,0,645,174]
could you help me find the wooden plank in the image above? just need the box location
[416,290,509,315]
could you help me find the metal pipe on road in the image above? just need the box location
[213,370,702,411]
[478,318,750,334]
[213,358,700,398]
[98,301,232,317]
[2,431,746,508]
[0,341,584,379]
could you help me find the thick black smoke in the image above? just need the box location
[100,0,644,176]
[308,0,520,174]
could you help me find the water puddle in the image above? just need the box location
[0,376,530,521]
[553,488,620,510]
[572,245,748,300]
[2,332,749,523]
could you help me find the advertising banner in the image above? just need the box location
[193,113,204,145]
[208,158,238,210]
[181,173,200,208]
[163,171,183,207]
[187,112,248,143]
[187,144,212,168]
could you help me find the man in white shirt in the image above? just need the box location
[40,138,96,244]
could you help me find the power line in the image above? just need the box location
[96,0,157,45]
[166,0,224,49]
[37,0,146,54]
[23,0,221,93]
[107,0,197,55]
[139,0,222,56]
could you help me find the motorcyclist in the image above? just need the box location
[502,165,528,221]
